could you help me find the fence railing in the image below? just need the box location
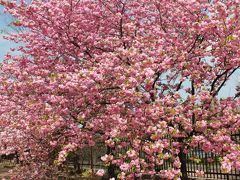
[76,147,240,179]
[75,133,240,179]
[1,134,239,179]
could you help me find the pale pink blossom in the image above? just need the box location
[196,170,204,177]
[96,169,105,176]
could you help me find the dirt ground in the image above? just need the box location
[0,161,102,180]
[0,163,13,179]
[0,161,237,180]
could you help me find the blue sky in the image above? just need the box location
[0,5,19,60]
[0,4,239,98]
[218,71,239,97]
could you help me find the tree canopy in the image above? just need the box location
[0,0,239,179]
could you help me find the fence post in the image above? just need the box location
[90,146,94,174]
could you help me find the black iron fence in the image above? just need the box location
[185,133,240,179]
[71,147,240,180]
[1,134,239,179]
[75,133,240,179]
[185,148,240,179]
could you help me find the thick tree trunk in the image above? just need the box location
[107,164,116,179]
[106,147,116,179]
[179,148,188,180]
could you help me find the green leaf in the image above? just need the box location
[193,158,201,164]
[226,35,234,42]
[50,72,57,81]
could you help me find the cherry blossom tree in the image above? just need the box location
[0,0,240,179]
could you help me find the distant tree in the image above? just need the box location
[0,0,239,179]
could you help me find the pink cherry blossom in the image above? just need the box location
[96,169,105,176]
[120,163,131,172]
[0,0,239,179]
[196,170,204,177]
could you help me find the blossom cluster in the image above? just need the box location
[0,0,240,179]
